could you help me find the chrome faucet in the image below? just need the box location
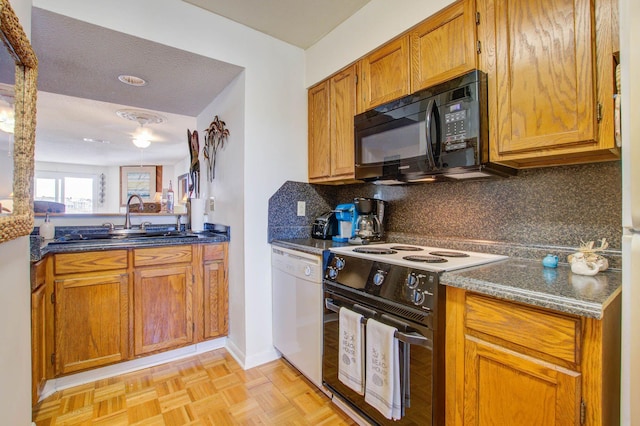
[124,194,144,230]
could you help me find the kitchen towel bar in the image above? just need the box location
[325,298,432,348]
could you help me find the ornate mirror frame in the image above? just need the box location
[0,0,37,244]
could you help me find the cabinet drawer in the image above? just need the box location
[54,250,128,275]
[134,245,192,267]
[203,244,225,261]
[465,294,581,364]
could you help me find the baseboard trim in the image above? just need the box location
[39,337,227,402]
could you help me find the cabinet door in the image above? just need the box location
[411,0,477,91]
[330,64,357,178]
[31,277,47,404]
[203,260,228,340]
[481,0,597,160]
[359,36,410,111]
[464,335,581,425]
[134,265,193,355]
[308,80,331,180]
[55,273,129,375]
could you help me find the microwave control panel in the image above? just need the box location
[443,102,468,151]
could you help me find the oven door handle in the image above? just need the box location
[395,331,432,349]
[326,298,432,349]
[325,298,377,318]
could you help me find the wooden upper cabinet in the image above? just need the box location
[309,64,358,183]
[359,36,410,111]
[330,65,357,178]
[479,0,620,167]
[308,80,331,181]
[410,0,478,92]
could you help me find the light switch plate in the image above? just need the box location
[297,201,306,217]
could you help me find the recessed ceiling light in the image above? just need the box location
[117,74,147,87]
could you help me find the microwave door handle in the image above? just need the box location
[424,99,437,170]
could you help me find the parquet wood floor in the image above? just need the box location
[32,348,358,426]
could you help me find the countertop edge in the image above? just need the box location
[440,273,606,319]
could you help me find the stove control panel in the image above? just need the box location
[323,253,439,312]
[405,271,436,310]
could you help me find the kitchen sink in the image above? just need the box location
[49,230,198,244]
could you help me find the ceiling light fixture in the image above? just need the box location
[116,109,165,149]
[0,109,14,134]
[117,74,147,86]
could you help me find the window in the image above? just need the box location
[35,171,97,213]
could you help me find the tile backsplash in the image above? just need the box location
[268,161,622,251]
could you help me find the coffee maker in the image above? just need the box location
[348,197,388,244]
[332,203,358,242]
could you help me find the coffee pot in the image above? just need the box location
[349,197,388,244]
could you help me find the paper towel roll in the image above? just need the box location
[190,198,206,231]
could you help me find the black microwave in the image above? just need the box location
[354,70,515,183]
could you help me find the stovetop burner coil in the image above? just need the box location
[389,245,423,251]
[402,255,448,263]
[353,247,398,255]
[429,250,470,258]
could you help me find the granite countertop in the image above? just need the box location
[31,223,230,262]
[440,258,620,319]
[271,238,349,256]
[271,238,621,320]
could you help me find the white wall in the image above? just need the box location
[0,238,31,425]
[197,73,249,361]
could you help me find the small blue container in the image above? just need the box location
[542,254,559,268]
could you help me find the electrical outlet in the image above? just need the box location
[297,201,306,217]
[209,197,215,212]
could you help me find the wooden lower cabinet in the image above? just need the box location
[31,259,48,404]
[464,336,581,425]
[202,244,229,340]
[446,287,621,426]
[54,272,129,375]
[133,264,194,355]
[36,242,229,382]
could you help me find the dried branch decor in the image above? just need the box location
[203,116,230,182]
[187,129,200,198]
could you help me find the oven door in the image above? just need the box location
[323,289,436,425]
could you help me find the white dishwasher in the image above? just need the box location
[271,245,323,388]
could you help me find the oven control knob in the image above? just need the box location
[406,273,419,289]
[335,257,345,270]
[373,271,386,286]
[412,290,425,306]
[327,266,338,280]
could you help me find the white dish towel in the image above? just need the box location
[365,318,401,420]
[338,307,365,395]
